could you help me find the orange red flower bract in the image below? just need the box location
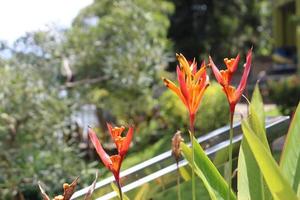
[163,53,209,129]
[106,123,134,158]
[209,48,252,114]
[88,124,134,183]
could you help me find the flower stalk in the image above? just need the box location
[163,53,209,200]
[209,48,252,200]
[228,111,234,200]
[88,124,134,200]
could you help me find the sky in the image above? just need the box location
[0,0,93,44]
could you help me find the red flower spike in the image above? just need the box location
[163,53,209,129]
[89,125,133,200]
[209,56,226,86]
[106,123,134,157]
[224,54,240,73]
[120,126,134,157]
[209,53,241,86]
[88,128,122,181]
[177,66,190,103]
[209,48,253,113]
[236,49,252,96]
[88,128,112,169]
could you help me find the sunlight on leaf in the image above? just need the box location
[238,84,271,200]
[181,138,236,200]
[242,120,298,200]
[280,102,300,194]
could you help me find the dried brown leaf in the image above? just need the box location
[62,177,79,200]
[84,172,99,200]
[38,182,50,200]
[172,131,184,163]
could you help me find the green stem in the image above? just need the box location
[189,131,196,200]
[177,163,181,200]
[228,112,234,200]
[189,113,196,200]
[117,181,123,200]
[190,113,196,200]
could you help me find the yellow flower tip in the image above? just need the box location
[53,195,64,200]
[63,183,70,190]
[224,58,235,64]
[162,78,171,87]
[175,53,185,60]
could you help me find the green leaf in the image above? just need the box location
[134,184,150,200]
[238,138,271,200]
[249,84,270,150]
[241,120,298,200]
[110,183,130,200]
[179,166,191,181]
[280,102,300,193]
[181,138,236,200]
[181,141,218,200]
[237,84,272,200]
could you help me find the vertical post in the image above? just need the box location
[273,3,284,48]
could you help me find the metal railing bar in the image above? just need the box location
[72,116,289,199]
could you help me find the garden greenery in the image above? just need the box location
[54,50,299,200]
[182,85,300,200]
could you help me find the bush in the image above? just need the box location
[268,75,300,115]
[0,67,96,199]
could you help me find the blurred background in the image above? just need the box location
[0,0,299,199]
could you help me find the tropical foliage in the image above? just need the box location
[181,85,300,200]
[0,0,293,199]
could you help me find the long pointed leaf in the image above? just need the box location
[280,102,300,193]
[181,138,236,200]
[181,142,218,200]
[238,138,272,200]
[134,184,150,200]
[249,84,270,150]
[242,120,298,200]
[238,85,271,200]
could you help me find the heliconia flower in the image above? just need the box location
[209,48,252,113]
[88,125,133,183]
[106,123,134,158]
[163,53,209,128]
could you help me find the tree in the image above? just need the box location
[168,0,272,61]
[65,0,174,123]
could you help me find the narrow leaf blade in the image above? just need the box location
[181,142,218,200]
[242,120,298,200]
[280,102,300,193]
[249,84,270,150]
[181,138,236,200]
[238,84,272,200]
